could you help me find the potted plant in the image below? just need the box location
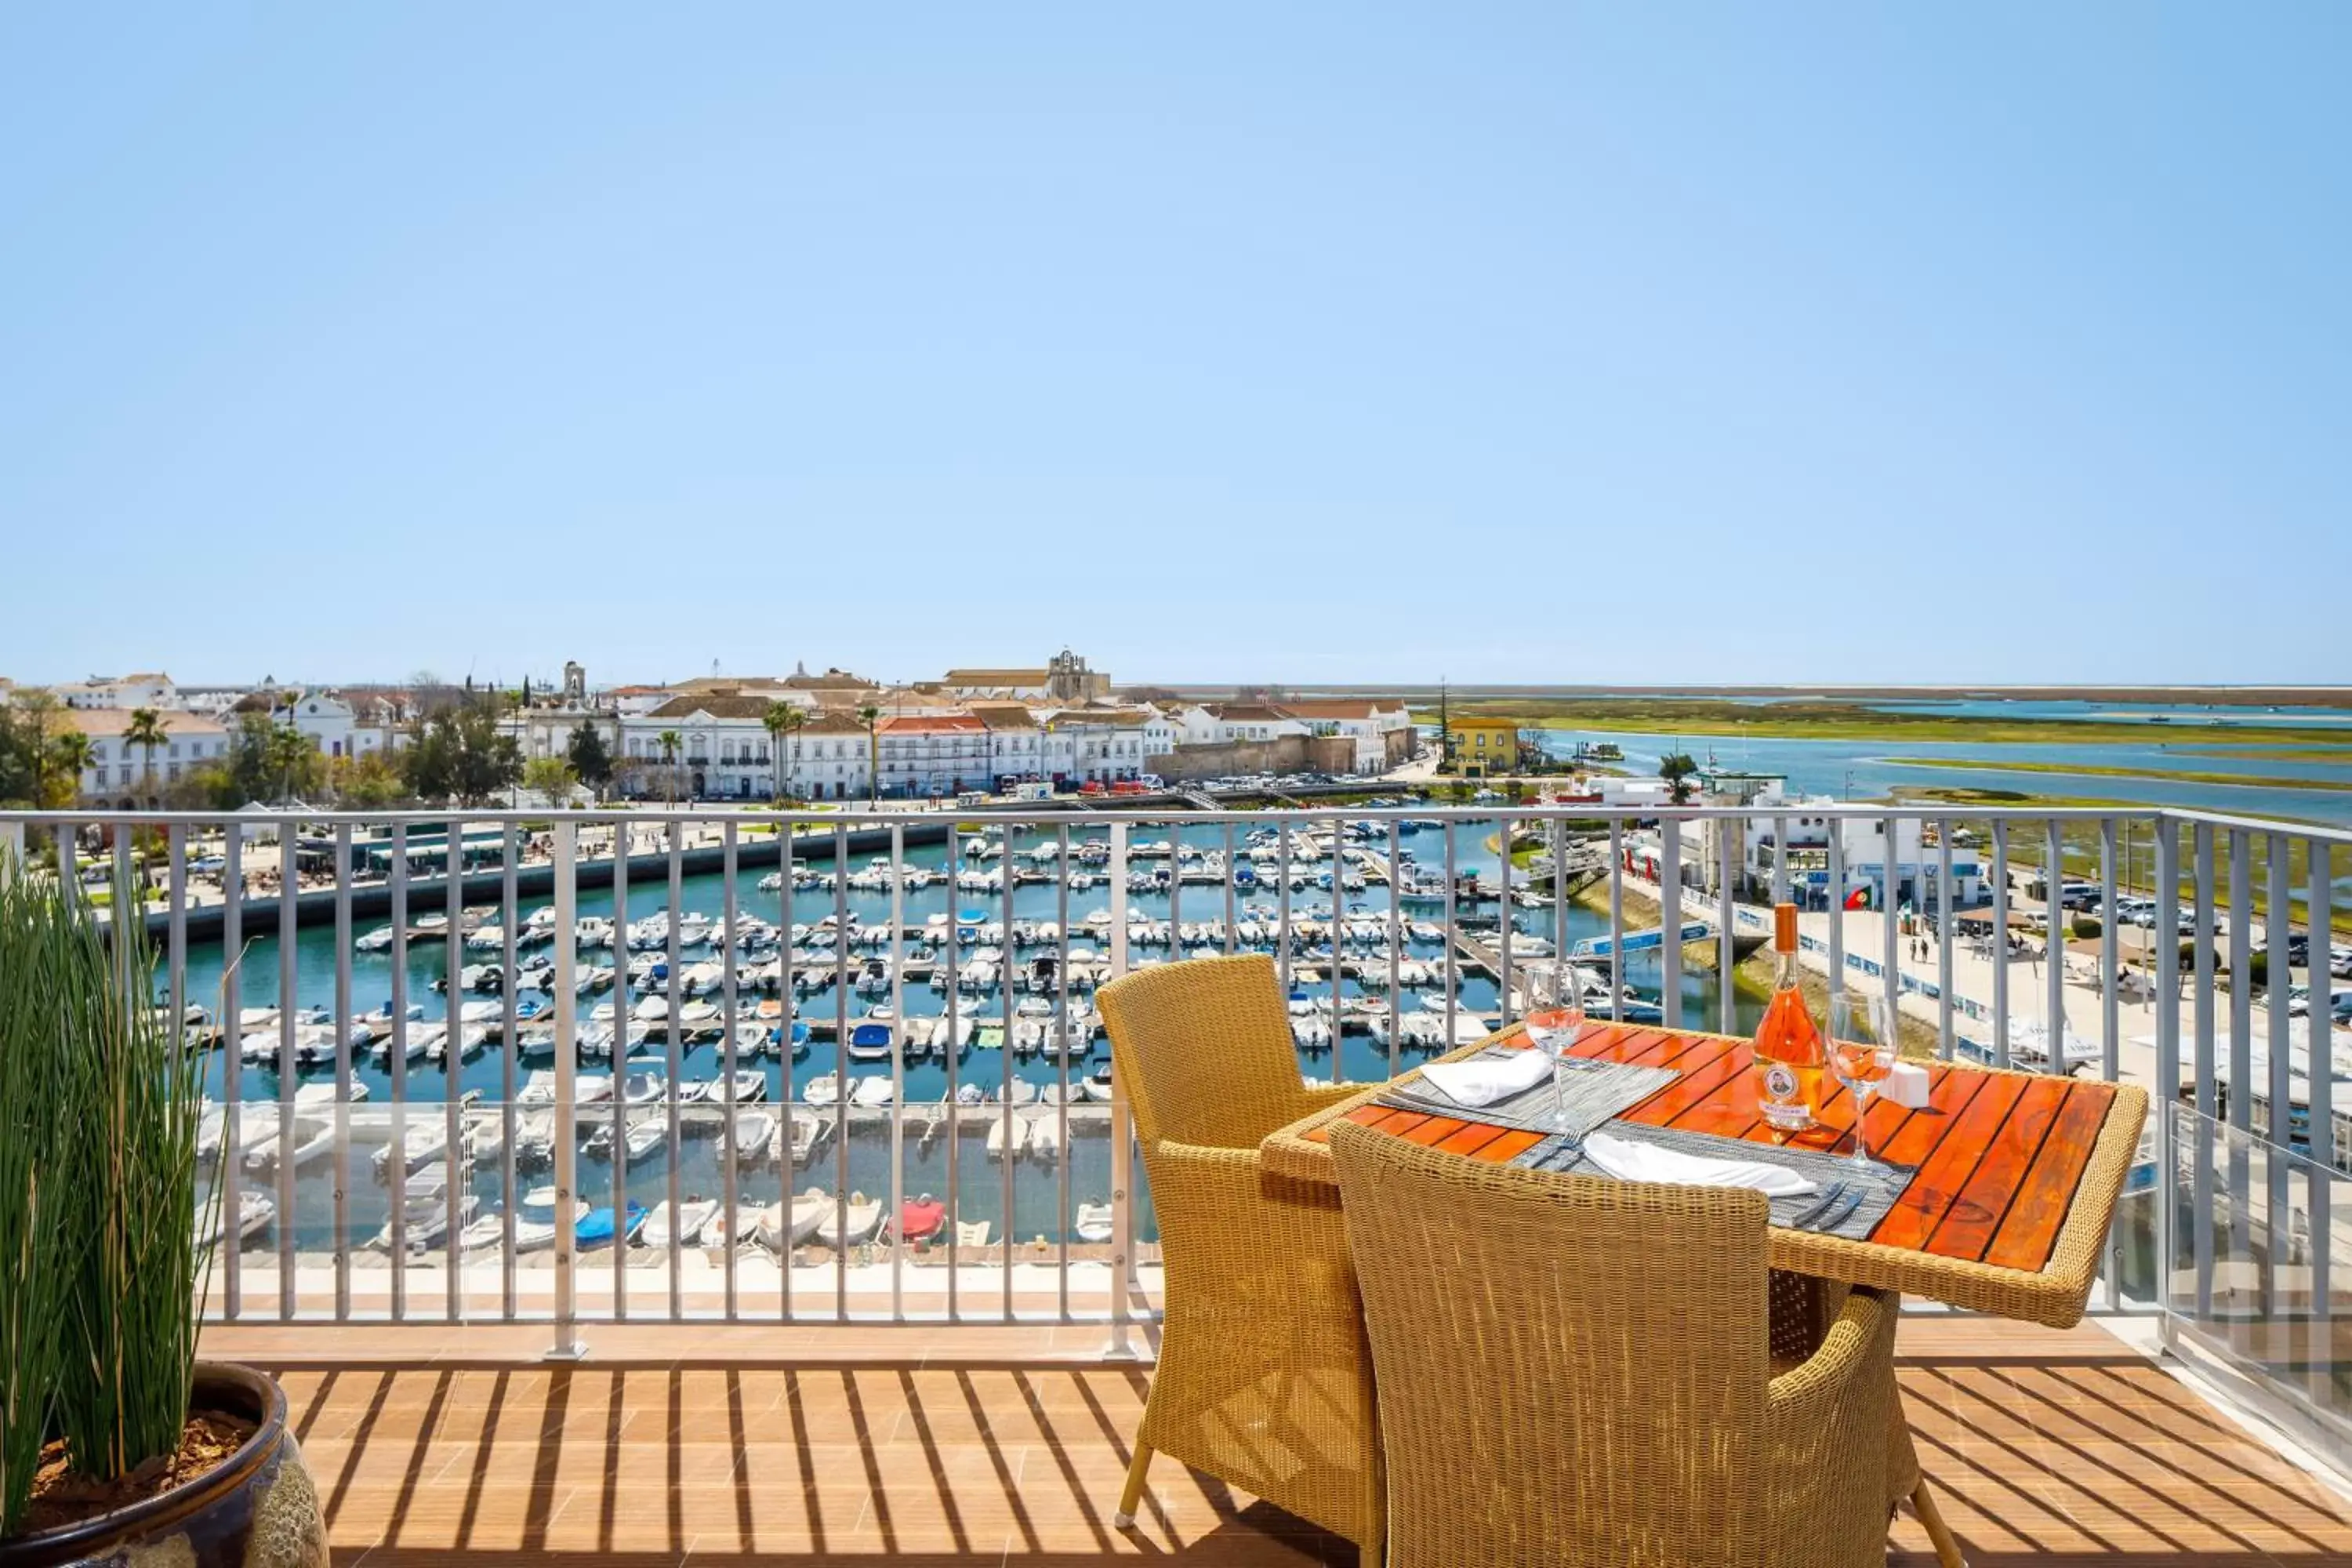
[0,860,326,1567]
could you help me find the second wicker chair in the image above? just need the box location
[1098,954,1386,1566]
[1329,1117,1901,1568]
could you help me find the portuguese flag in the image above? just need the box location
[1844,885,1872,911]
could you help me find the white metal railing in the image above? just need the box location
[1,801,2343,1394]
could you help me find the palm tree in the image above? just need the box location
[856,705,881,804]
[658,729,683,804]
[761,702,797,805]
[1658,751,1699,807]
[267,725,314,804]
[52,731,96,804]
[124,708,166,806]
[781,708,805,800]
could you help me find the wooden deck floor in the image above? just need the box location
[210,1318,2352,1566]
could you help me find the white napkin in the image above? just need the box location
[1580,1131,1818,1199]
[1417,1047,1551,1109]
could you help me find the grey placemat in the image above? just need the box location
[1511,1120,1917,1242]
[1375,1047,1680,1142]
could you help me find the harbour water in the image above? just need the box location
[192,818,1762,1254]
[1534,727,2352,826]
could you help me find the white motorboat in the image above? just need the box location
[730,1109,778,1161]
[372,1120,448,1179]
[639,1197,719,1249]
[849,1076,896,1109]
[780,1109,830,1166]
[517,1069,612,1106]
[986,1115,1032,1160]
[822,1190,882,1248]
[1073,1202,1114,1244]
[195,1190,275,1250]
[1024,1109,1062,1163]
[785,1188,835,1246]
[242,1112,336,1174]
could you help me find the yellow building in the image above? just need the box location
[1444,716,1523,777]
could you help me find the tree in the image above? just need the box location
[124,708,167,806]
[856,705,881,804]
[522,755,579,805]
[0,690,66,806]
[657,730,683,804]
[50,731,96,802]
[566,723,613,799]
[1658,752,1700,806]
[266,724,321,804]
[329,750,407,809]
[0,695,63,806]
[761,702,799,804]
[401,697,524,805]
[223,712,285,802]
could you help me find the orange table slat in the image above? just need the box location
[1872,1069,2033,1252]
[1984,1080,2118,1272]
[1925,1075,2074,1260]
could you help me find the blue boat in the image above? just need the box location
[1232,865,1259,889]
[1571,920,1715,960]
[577,1200,648,1250]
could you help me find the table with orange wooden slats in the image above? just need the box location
[1261,1022,2148,1327]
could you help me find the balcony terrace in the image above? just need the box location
[5,800,2349,1565]
[212,1316,2352,1566]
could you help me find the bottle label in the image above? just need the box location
[1761,1061,1800,1105]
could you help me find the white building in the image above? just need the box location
[505,702,618,767]
[1266,699,1414,774]
[784,714,872,800]
[285,692,357,758]
[60,709,230,801]
[876,715,992,797]
[55,673,178,711]
[1693,782,1986,909]
[619,697,869,800]
[1184,702,1310,746]
[1046,708,1156,784]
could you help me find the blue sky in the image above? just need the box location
[3,5,2347,690]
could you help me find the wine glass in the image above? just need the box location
[1827,993,1897,1167]
[1521,964,1587,1134]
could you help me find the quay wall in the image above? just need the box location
[133,780,1412,943]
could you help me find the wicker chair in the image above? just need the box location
[1769,1271,1963,1568]
[1329,1118,1901,1568]
[1098,954,1385,1565]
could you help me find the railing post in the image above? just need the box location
[1104,820,1138,1359]
[2307,835,2334,1408]
[1988,820,2008,1067]
[547,819,586,1360]
[2045,819,2067,1076]
[278,822,299,1322]
[1659,815,1682,1031]
[2155,818,2180,1319]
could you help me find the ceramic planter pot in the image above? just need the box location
[0,1363,326,1568]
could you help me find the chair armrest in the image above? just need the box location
[1763,1284,1901,1557]
[1147,1138,1354,1284]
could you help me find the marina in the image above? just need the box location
[176,814,1766,1264]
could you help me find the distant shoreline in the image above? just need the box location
[1136,684,2352,707]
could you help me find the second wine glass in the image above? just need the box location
[1827,993,1897,1167]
